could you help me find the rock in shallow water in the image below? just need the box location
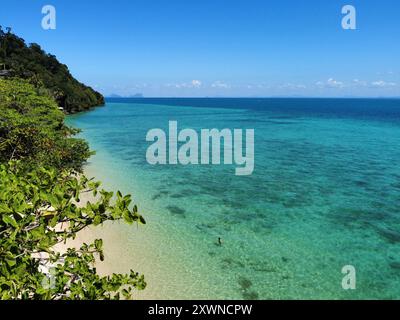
[166,205,186,216]
[238,276,253,290]
[377,227,400,243]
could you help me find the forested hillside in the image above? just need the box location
[0,27,104,113]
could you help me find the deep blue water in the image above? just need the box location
[107,97,400,121]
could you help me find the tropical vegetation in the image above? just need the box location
[0,31,146,299]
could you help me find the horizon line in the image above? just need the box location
[104,96,400,99]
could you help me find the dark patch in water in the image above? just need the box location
[389,262,400,270]
[376,227,400,243]
[327,209,390,230]
[152,194,162,200]
[170,193,185,198]
[238,277,253,290]
[196,223,215,232]
[282,200,298,208]
[242,291,259,300]
[253,266,277,273]
[222,258,245,269]
[281,193,312,208]
[222,258,233,266]
[248,261,277,273]
[391,183,400,190]
[166,205,186,216]
[152,190,170,200]
[267,120,296,125]
[169,188,198,199]
[269,116,299,120]
[221,199,247,210]
[354,180,369,187]
[282,257,289,263]
[227,118,269,123]
[229,118,297,125]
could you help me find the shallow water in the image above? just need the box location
[67,98,400,299]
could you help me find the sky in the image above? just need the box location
[0,0,399,97]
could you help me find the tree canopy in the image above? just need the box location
[0,78,91,171]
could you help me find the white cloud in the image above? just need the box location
[165,80,202,89]
[352,79,368,87]
[316,78,344,89]
[352,79,398,89]
[370,80,397,88]
[280,83,307,89]
[211,81,230,89]
[191,80,202,88]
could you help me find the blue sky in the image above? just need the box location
[1,0,399,97]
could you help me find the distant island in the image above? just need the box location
[108,93,144,98]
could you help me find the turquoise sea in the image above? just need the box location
[67,98,400,299]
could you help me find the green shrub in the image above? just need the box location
[0,78,91,171]
[0,162,146,300]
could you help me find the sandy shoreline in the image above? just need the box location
[55,188,156,299]
[53,172,203,300]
